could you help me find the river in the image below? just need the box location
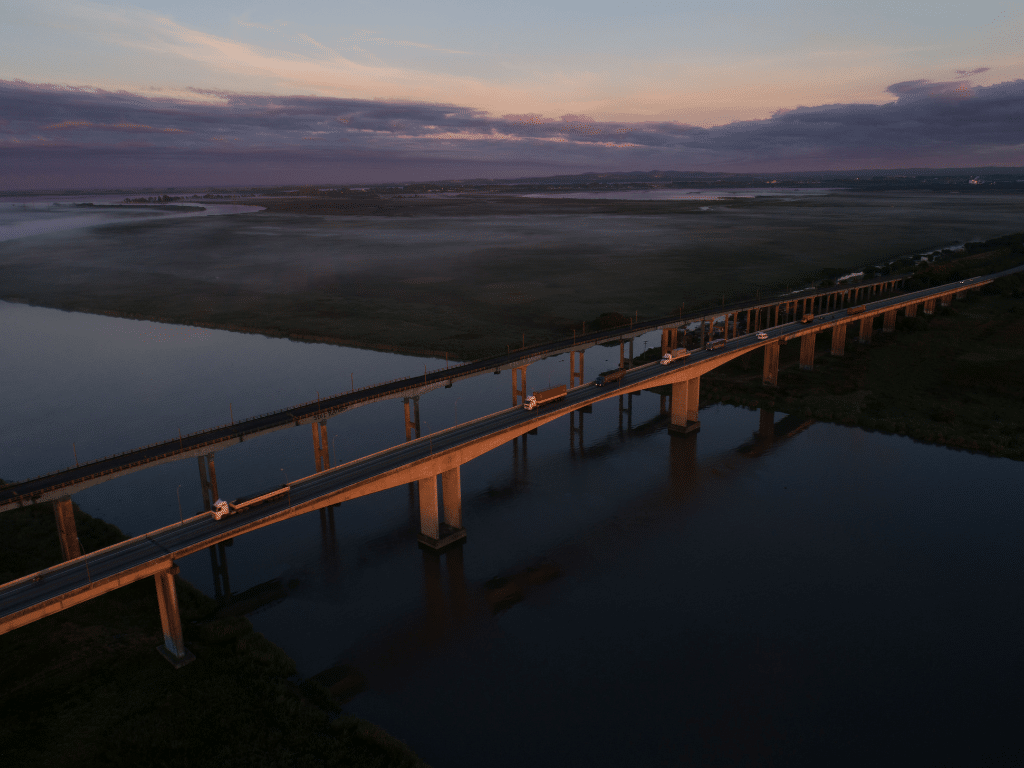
[2,299,1021,765]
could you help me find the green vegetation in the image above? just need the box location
[2,191,1023,360]
[0,499,428,768]
[701,244,1024,461]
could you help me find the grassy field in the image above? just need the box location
[1,191,1023,360]
[700,242,1024,461]
[0,500,429,768]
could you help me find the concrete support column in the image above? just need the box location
[570,350,585,388]
[619,339,625,368]
[418,476,439,540]
[312,420,330,472]
[746,309,752,334]
[628,338,634,367]
[905,303,918,318]
[923,299,935,315]
[418,472,466,550]
[441,466,462,529]
[52,496,81,561]
[799,332,817,370]
[774,305,780,326]
[661,328,670,354]
[669,377,701,434]
[762,341,780,386]
[831,323,847,356]
[940,294,951,307]
[155,566,194,668]
[404,396,422,440]
[883,310,897,333]
[859,316,873,344]
[198,454,219,510]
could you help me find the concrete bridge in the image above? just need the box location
[0,273,911,513]
[1,267,1015,667]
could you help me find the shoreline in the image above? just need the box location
[0,498,430,768]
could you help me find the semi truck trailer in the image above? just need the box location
[523,384,568,410]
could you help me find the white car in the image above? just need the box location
[756,331,769,340]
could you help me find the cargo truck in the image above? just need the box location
[595,369,627,386]
[705,338,727,351]
[846,305,866,315]
[659,348,692,365]
[801,314,815,324]
[523,384,567,410]
[212,499,237,521]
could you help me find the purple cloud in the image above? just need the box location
[1,76,1022,189]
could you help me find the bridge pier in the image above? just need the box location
[570,409,586,455]
[883,310,897,333]
[570,350,585,388]
[52,497,81,561]
[418,469,467,551]
[209,540,231,600]
[858,316,873,344]
[762,341,780,386]
[905,303,918,318]
[198,454,219,510]
[155,565,195,668]
[661,328,679,354]
[799,332,817,370]
[831,323,847,356]
[312,420,330,472]
[940,294,951,307]
[669,377,700,434]
[404,396,422,440]
[923,299,935,315]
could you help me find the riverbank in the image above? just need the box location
[2,191,1023,360]
[700,243,1024,461]
[0,499,429,768]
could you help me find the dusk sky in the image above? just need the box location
[2,0,1023,189]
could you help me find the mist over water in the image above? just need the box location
[3,302,1022,766]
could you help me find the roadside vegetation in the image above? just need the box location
[0,499,428,768]
[700,239,1024,461]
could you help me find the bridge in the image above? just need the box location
[1,268,1013,667]
[0,272,910,513]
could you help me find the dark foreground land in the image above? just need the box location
[1,190,1022,359]
[699,241,1024,461]
[0,501,429,768]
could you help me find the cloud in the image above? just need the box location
[1,75,1022,188]
[956,67,991,76]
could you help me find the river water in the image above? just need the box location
[2,299,1021,766]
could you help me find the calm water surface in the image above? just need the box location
[2,301,1021,766]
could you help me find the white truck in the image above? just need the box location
[660,348,692,365]
[212,499,237,521]
[523,384,567,410]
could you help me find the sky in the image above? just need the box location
[1,0,1023,189]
